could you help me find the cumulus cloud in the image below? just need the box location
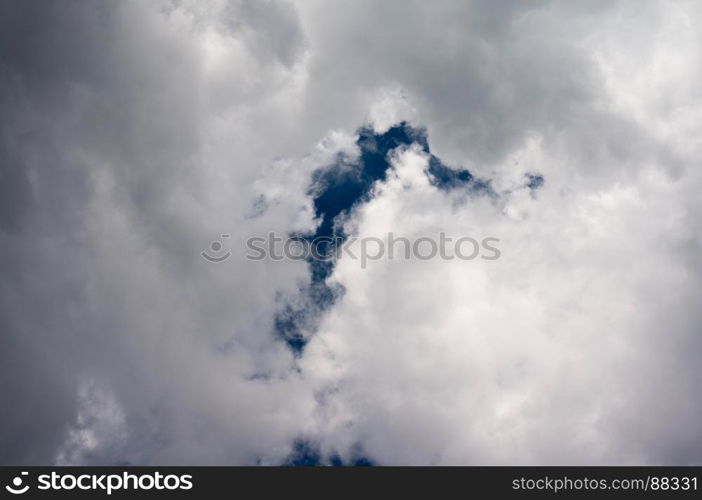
[302,136,702,465]
[0,0,700,465]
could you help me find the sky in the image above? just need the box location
[1,0,701,465]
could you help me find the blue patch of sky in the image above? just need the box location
[271,122,537,355]
[282,439,374,466]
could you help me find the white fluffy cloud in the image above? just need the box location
[302,134,702,464]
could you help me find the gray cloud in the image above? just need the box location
[1,0,701,465]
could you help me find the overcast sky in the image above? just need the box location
[1,0,701,465]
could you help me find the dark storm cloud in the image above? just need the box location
[0,0,312,465]
[0,131,32,234]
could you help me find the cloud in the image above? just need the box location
[0,0,701,465]
[0,0,315,465]
[301,135,702,464]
